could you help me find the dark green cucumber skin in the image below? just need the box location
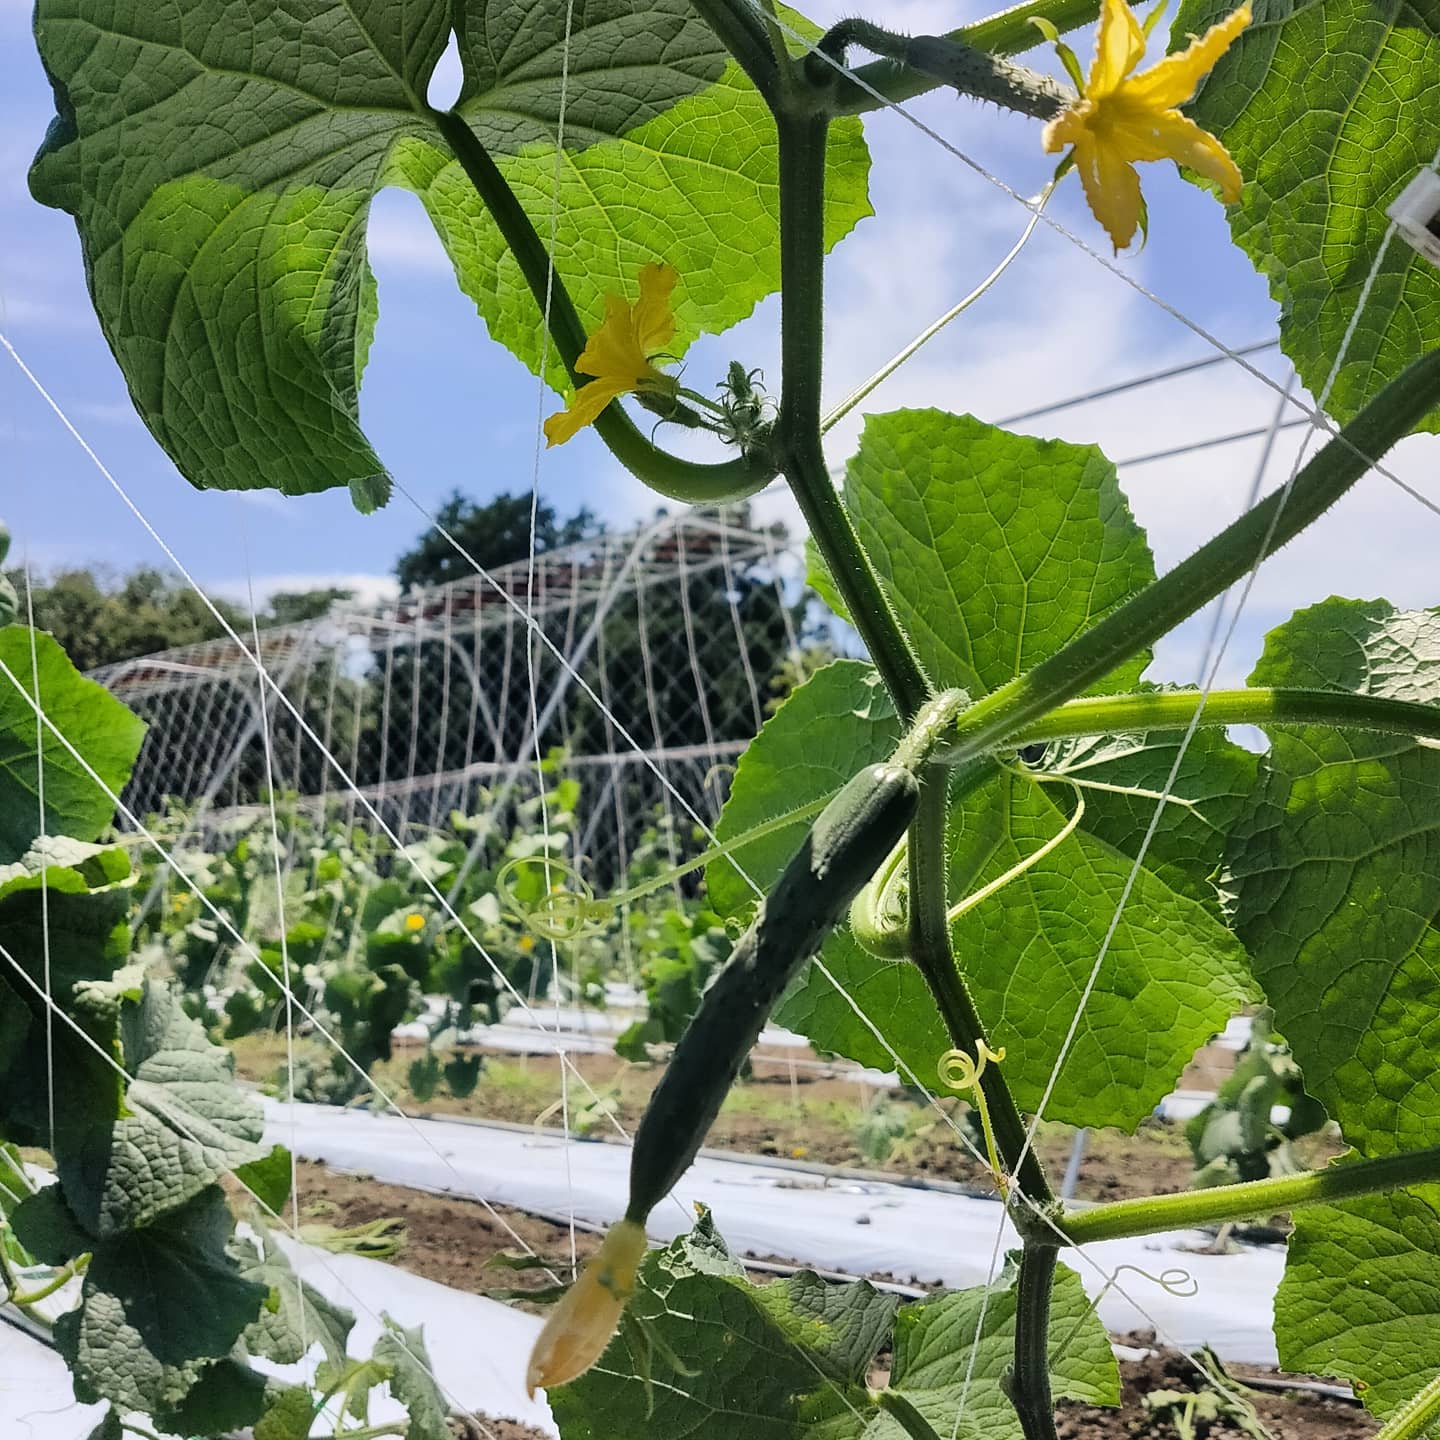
[624,762,920,1225]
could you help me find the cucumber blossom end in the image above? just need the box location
[525,1219,649,1397]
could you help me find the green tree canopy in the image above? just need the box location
[393,490,603,592]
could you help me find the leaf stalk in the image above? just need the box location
[430,109,777,504]
[998,687,1440,751]
[1060,1144,1440,1245]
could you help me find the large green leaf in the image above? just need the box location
[0,629,145,863]
[0,846,134,1152]
[552,1211,897,1438]
[54,1186,270,1414]
[1275,1186,1440,1423]
[715,416,1253,1128]
[1227,598,1440,1156]
[235,1228,355,1366]
[874,1258,1117,1440]
[1176,0,1440,430]
[555,1215,1114,1439]
[30,0,869,503]
[62,977,269,1235]
[837,411,1154,697]
[374,1317,451,1440]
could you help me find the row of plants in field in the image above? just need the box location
[11,0,1440,1431]
[126,776,732,1104]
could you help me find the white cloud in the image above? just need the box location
[366,195,455,276]
[206,571,400,611]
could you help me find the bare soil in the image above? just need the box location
[235,1034,1318,1205]
[298,1163,1371,1440]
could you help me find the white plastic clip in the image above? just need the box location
[1387,168,1440,269]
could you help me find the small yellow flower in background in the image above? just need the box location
[1042,0,1251,252]
[518,934,536,953]
[404,911,425,933]
[543,263,681,447]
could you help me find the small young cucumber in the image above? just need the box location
[623,760,919,1226]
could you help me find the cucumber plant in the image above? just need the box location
[19,0,1440,1435]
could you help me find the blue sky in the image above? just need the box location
[2,0,1436,686]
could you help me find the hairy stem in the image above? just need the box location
[995,687,1440,751]
[877,1388,947,1440]
[938,349,1440,768]
[828,0,1100,113]
[1007,1246,1059,1440]
[687,0,783,102]
[810,18,1072,119]
[1372,1370,1440,1440]
[1060,1144,1440,1245]
[774,112,932,718]
[909,767,1052,1203]
[431,109,776,503]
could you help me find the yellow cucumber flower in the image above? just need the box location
[404,911,425,933]
[526,1218,648,1395]
[544,263,681,447]
[1042,0,1251,252]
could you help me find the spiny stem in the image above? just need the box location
[908,764,1052,1204]
[1060,1144,1440,1245]
[809,18,1072,119]
[827,0,1100,113]
[1372,1369,1440,1440]
[1007,1246,1060,1440]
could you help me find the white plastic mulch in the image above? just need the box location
[1,1238,554,1440]
[264,1100,1286,1364]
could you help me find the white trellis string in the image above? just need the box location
[240,512,307,1360]
[20,558,56,1158]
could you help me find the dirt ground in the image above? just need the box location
[235,1033,1312,1205]
[297,1162,1371,1440]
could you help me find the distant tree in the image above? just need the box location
[393,489,602,592]
[267,587,354,626]
[7,566,249,672]
[6,566,354,671]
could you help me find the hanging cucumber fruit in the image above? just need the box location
[526,758,920,1396]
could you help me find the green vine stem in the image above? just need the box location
[877,1387,947,1440]
[1371,1369,1440,1440]
[1006,1246,1059,1440]
[430,110,777,504]
[909,767,1052,1204]
[999,687,1440,750]
[1059,1144,1440,1245]
[773,111,933,718]
[936,348,1440,769]
[5,1253,89,1306]
[825,0,1101,113]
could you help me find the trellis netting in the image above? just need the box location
[93,504,809,897]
